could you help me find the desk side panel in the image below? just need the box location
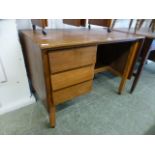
[20,33,48,108]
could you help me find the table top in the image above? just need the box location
[21,28,144,50]
[114,28,155,39]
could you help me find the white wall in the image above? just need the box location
[0,20,35,114]
[0,57,6,83]
[16,19,84,29]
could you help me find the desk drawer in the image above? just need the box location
[48,46,97,73]
[53,80,92,105]
[51,65,94,91]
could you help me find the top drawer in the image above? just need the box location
[48,46,97,73]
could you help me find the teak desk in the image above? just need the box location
[20,29,144,127]
[114,28,155,93]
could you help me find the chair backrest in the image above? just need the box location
[88,19,113,32]
[111,19,134,30]
[63,19,86,27]
[88,19,112,28]
[111,19,145,32]
[31,19,48,35]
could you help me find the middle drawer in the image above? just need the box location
[51,65,94,91]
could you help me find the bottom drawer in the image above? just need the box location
[53,80,92,105]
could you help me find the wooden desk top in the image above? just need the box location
[114,28,155,39]
[21,29,144,50]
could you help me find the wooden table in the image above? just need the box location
[114,28,155,93]
[20,29,144,127]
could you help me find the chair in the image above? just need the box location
[31,19,48,35]
[149,19,155,32]
[111,19,145,32]
[88,19,113,32]
[63,19,86,27]
[134,19,145,32]
[111,19,133,30]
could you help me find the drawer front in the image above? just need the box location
[51,65,94,91]
[48,46,97,73]
[53,80,92,105]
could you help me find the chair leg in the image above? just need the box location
[149,20,153,29]
[130,61,145,93]
[134,19,145,32]
[42,28,47,35]
[130,38,153,93]
[111,19,117,30]
[32,25,36,30]
[88,24,91,30]
[129,19,134,30]
[134,19,140,32]
[152,23,155,32]
[151,19,155,32]
[137,19,145,30]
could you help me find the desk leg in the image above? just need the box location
[118,42,139,94]
[130,38,153,93]
[42,52,56,128]
[118,78,127,94]
[50,105,56,128]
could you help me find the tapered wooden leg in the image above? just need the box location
[42,52,56,127]
[50,105,56,128]
[118,41,139,94]
[118,77,127,94]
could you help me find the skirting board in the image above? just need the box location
[0,96,36,115]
